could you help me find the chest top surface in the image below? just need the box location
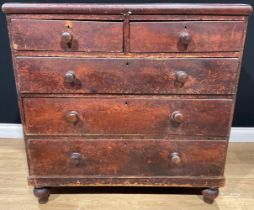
[2,3,253,15]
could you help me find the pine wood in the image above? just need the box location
[16,57,239,94]
[130,21,244,52]
[11,19,123,52]
[2,3,252,204]
[27,139,226,177]
[0,139,253,209]
[2,3,253,15]
[23,97,232,136]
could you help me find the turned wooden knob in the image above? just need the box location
[175,71,188,83]
[62,31,73,44]
[170,152,181,165]
[64,71,76,84]
[179,31,192,45]
[70,152,81,166]
[65,111,79,124]
[171,111,184,123]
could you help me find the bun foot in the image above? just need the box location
[202,188,219,204]
[33,187,50,204]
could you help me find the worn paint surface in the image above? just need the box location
[130,21,244,52]
[23,97,232,137]
[2,3,252,203]
[16,57,239,94]
[28,139,226,177]
[10,19,123,52]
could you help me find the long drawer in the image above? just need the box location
[16,57,239,94]
[130,21,244,52]
[23,97,232,137]
[10,19,123,52]
[28,139,226,177]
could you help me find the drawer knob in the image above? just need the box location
[179,31,192,45]
[64,71,76,84]
[65,111,79,124]
[170,152,181,165]
[70,152,81,166]
[171,111,184,123]
[175,71,188,84]
[62,31,73,44]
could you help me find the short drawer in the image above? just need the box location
[16,57,239,94]
[23,97,232,137]
[10,19,123,52]
[28,139,226,177]
[130,21,244,52]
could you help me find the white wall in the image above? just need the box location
[0,124,253,142]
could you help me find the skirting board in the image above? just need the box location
[0,124,253,142]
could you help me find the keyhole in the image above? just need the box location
[125,101,128,106]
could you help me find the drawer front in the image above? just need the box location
[16,57,239,94]
[28,139,226,177]
[130,21,244,52]
[23,97,232,137]
[10,19,123,52]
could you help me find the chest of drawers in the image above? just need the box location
[2,3,252,204]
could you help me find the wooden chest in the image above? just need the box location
[2,3,252,204]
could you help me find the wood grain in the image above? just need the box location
[2,3,253,15]
[130,21,244,52]
[129,15,245,21]
[23,97,232,137]
[13,51,242,58]
[16,57,239,94]
[2,3,252,204]
[27,139,226,177]
[10,19,123,52]
[0,139,253,209]
[7,14,246,21]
